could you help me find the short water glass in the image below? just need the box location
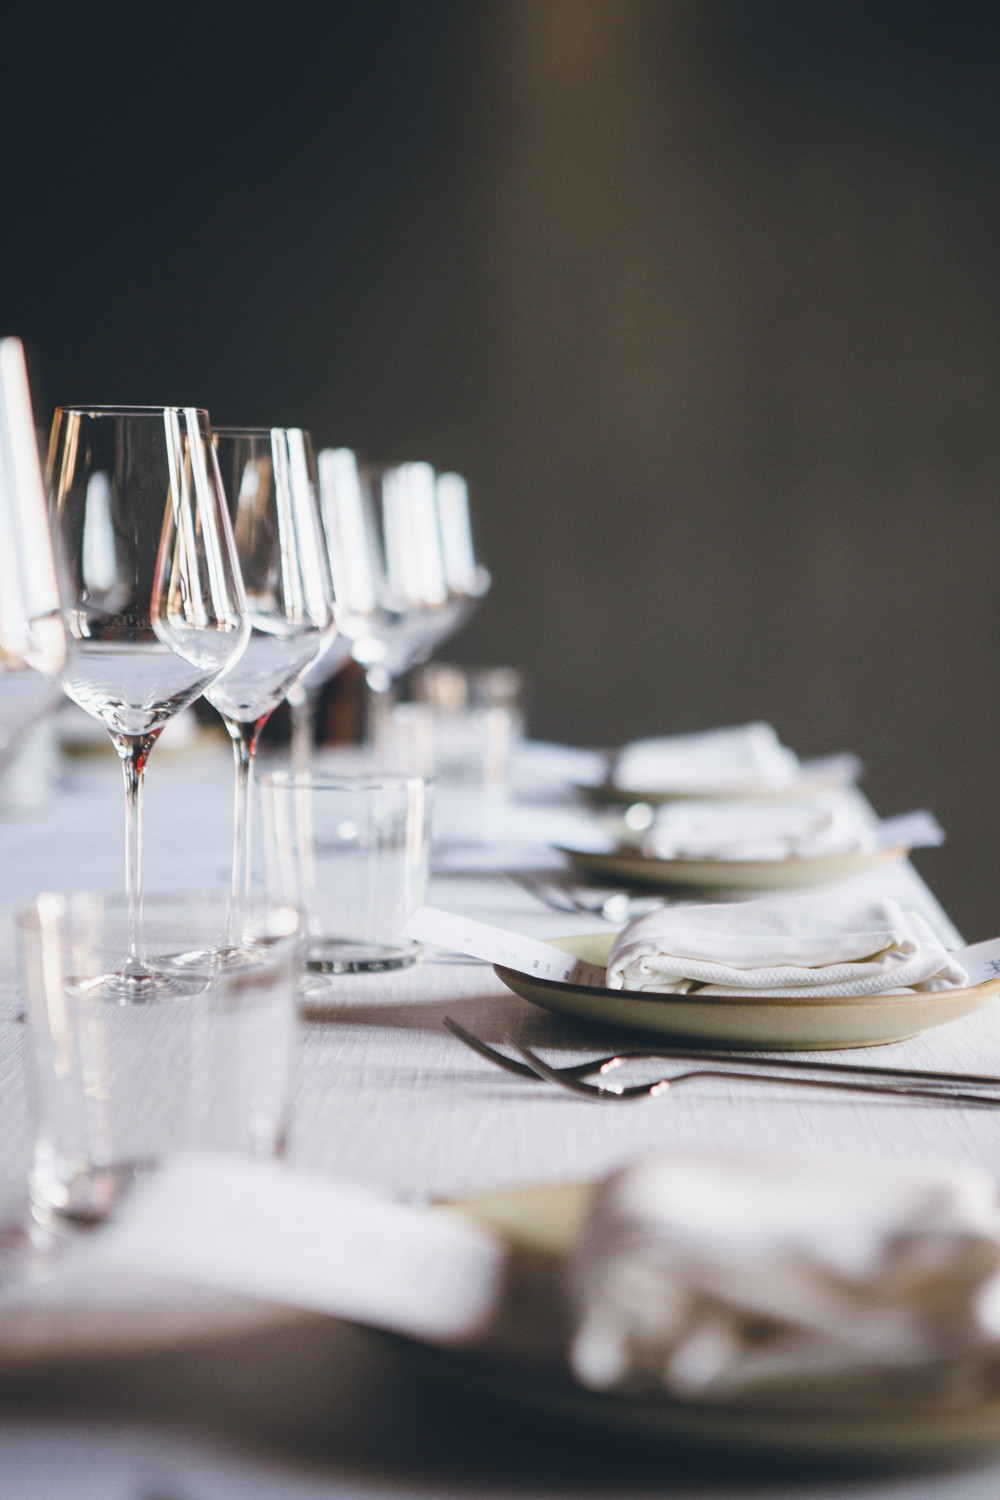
[20,893,300,1226]
[259,773,432,976]
[376,691,515,843]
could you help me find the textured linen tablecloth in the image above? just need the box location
[1,746,1000,1500]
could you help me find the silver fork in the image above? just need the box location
[507,871,663,924]
[443,1018,1000,1104]
[511,1041,1000,1107]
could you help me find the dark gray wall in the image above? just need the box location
[3,2,999,935]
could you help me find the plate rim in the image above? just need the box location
[494,934,1000,1011]
[556,843,907,883]
[584,774,852,806]
[374,1329,1000,1463]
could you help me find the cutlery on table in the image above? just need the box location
[507,871,665,923]
[443,1018,1000,1105]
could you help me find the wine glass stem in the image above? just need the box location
[224,715,269,903]
[110,732,157,970]
[365,671,395,749]
[290,689,316,772]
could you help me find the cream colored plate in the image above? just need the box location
[494,933,1000,1050]
[558,842,906,891]
[406,1179,1000,1465]
[587,772,849,807]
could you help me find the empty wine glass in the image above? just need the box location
[208,427,336,898]
[308,453,444,754]
[417,471,490,655]
[0,338,67,768]
[284,444,363,767]
[285,451,433,767]
[48,406,249,996]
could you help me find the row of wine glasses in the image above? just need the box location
[1,361,488,997]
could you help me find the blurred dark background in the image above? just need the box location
[2,1,999,936]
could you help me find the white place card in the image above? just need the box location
[403,905,1000,994]
[77,1154,505,1343]
[400,905,607,986]
[957,937,1000,987]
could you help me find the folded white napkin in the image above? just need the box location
[614,723,802,794]
[642,795,878,862]
[570,1154,1000,1408]
[569,1153,1000,1409]
[606,892,968,996]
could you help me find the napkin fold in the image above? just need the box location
[569,1154,1000,1410]
[605,892,968,996]
[641,795,877,862]
[613,723,802,795]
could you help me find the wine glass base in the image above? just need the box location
[303,938,420,977]
[162,944,275,975]
[30,1160,156,1230]
[72,969,206,1003]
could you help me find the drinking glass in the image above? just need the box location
[20,893,300,1225]
[259,772,432,976]
[208,428,336,898]
[413,664,523,726]
[48,407,249,995]
[0,338,67,768]
[376,694,515,843]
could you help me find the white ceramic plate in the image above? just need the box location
[557,842,907,891]
[494,933,1000,1050]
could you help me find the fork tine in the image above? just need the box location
[444,1018,622,1081]
[443,1017,540,1079]
[506,872,577,913]
[510,1039,664,1101]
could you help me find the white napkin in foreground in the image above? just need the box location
[569,1153,1000,1409]
[642,795,878,861]
[606,892,968,996]
[613,723,802,794]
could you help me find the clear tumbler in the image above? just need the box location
[20,893,300,1225]
[259,772,432,976]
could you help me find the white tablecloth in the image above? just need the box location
[2,745,1000,1498]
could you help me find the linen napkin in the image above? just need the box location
[642,795,878,862]
[605,892,968,996]
[638,797,944,862]
[568,1153,1000,1410]
[613,723,802,794]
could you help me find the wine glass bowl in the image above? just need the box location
[52,407,247,736]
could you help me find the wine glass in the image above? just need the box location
[48,406,249,996]
[283,444,362,767]
[309,454,447,751]
[286,451,440,766]
[0,338,67,768]
[413,470,490,656]
[208,427,336,898]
